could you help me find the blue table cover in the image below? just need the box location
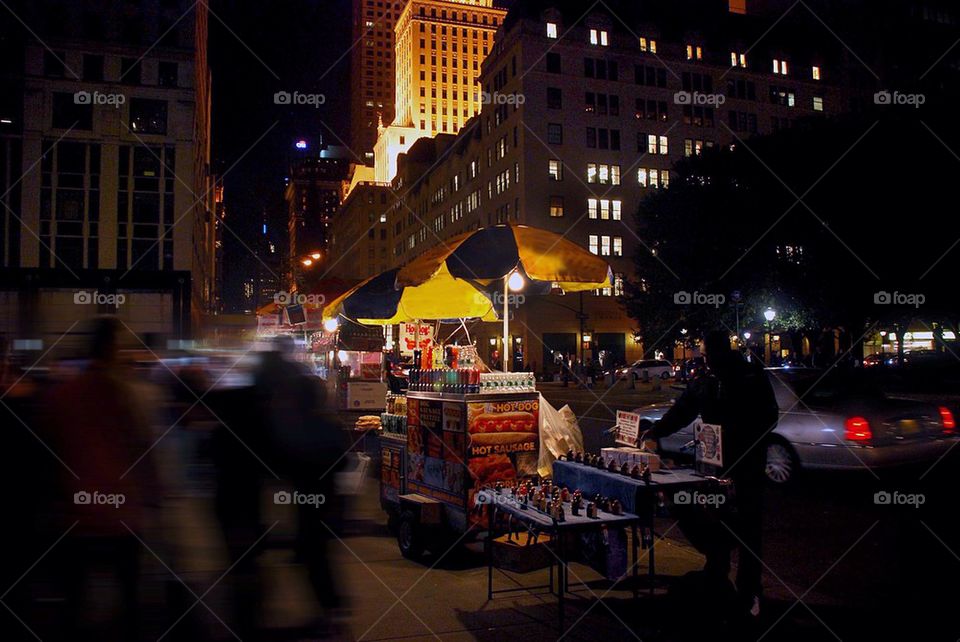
[552,461,709,514]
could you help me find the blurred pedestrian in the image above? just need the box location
[46,316,160,641]
[253,336,349,636]
[0,336,57,641]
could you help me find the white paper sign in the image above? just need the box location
[693,419,723,468]
[615,410,641,446]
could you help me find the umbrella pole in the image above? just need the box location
[502,278,509,372]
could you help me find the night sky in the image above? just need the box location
[209,0,353,311]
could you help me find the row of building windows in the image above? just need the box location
[43,50,179,87]
[545,21,826,79]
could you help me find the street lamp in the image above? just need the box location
[502,270,524,372]
[763,308,776,363]
[302,258,313,267]
[743,331,751,340]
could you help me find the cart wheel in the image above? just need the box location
[660,371,671,380]
[398,510,425,559]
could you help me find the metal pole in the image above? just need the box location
[578,292,584,367]
[503,278,509,372]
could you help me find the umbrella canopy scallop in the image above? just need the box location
[396,223,612,291]
[322,264,498,324]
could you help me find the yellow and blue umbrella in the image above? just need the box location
[322,263,498,325]
[396,223,612,291]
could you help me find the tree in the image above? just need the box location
[624,107,960,360]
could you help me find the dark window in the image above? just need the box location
[82,54,104,81]
[547,87,562,109]
[52,92,92,130]
[158,62,178,87]
[130,99,167,134]
[43,51,66,77]
[547,123,563,145]
[611,129,620,150]
[586,127,596,148]
[120,57,142,85]
[546,53,561,73]
[584,58,594,78]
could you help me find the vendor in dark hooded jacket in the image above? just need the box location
[647,329,779,624]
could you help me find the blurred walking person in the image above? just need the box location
[46,317,160,641]
[253,336,349,637]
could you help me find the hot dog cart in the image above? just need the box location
[380,387,540,558]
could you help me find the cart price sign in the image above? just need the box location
[400,322,433,356]
[693,419,723,468]
[615,410,641,446]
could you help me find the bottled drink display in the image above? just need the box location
[407,344,535,395]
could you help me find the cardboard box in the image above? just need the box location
[600,447,661,472]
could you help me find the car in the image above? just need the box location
[634,368,958,485]
[619,358,674,381]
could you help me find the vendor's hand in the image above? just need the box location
[637,428,657,452]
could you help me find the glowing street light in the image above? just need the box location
[763,307,777,322]
[302,258,313,266]
[323,318,339,333]
[743,331,752,340]
[502,270,525,372]
[310,252,321,260]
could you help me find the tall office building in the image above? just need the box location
[0,0,213,342]
[373,0,507,182]
[350,0,408,164]
[284,139,352,290]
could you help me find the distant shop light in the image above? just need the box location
[295,139,308,149]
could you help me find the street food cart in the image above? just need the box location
[322,224,615,558]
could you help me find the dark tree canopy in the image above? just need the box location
[624,107,960,355]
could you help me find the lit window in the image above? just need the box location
[612,200,622,220]
[611,165,620,185]
[813,96,823,111]
[686,44,702,60]
[548,159,562,181]
[601,235,611,256]
[812,65,821,80]
[730,51,746,67]
[613,237,623,256]
[640,37,657,53]
[550,195,564,217]
[614,273,624,296]
[380,214,387,223]
[587,163,598,183]
[600,199,610,220]
[588,234,598,254]
[546,22,558,39]
[772,58,788,75]
[599,164,609,184]
[590,29,608,46]
[587,198,598,219]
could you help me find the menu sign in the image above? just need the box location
[406,397,467,506]
[466,397,540,521]
[615,410,641,446]
[400,322,433,356]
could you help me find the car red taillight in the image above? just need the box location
[844,416,872,441]
[939,407,955,434]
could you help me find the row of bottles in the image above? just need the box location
[409,367,481,393]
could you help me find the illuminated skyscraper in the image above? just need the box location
[350,0,407,164]
[374,0,506,182]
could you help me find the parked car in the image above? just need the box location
[634,368,958,484]
[619,358,674,381]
